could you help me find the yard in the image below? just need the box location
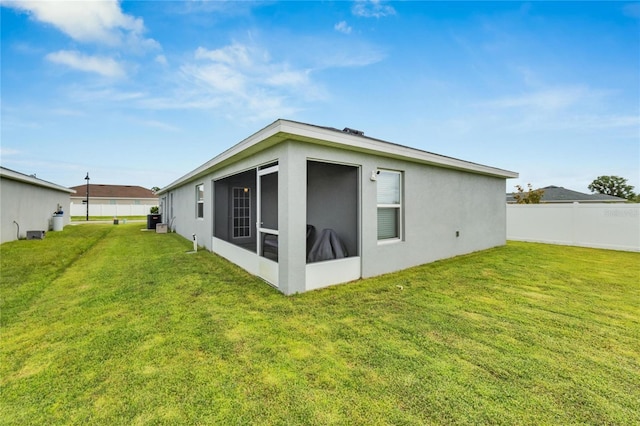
[1,224,638,425]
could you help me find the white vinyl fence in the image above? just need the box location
[506,203,639,252]
[70,203,152,217]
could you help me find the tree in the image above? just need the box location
[151,186,161,194]
[512,184,544,204]
[588,176,635,200]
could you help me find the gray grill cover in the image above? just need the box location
[307,228,348,263]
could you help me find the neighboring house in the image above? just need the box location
[1,166,75,243]
[507,185,628,203]
[69,184,158,216]
[158,119,518,294]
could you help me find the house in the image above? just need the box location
[1,167,75,243]
[69,184,158,217]
[506,185,628,203]
[158,119,518,294]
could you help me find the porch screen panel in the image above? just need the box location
[377,170,402,240]
[260,172,278,230]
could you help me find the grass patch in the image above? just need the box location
[1,225,639,424]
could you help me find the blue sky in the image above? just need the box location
[1,1,639,194]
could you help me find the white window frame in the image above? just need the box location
[196,184,204,219]
[376,169,403,243]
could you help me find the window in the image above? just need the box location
[196,184,204,218]
[232,187,251,238]
[377,170,402,241]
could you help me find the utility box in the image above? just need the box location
[156,223,168,234]
[147,214,162,230]
[27,230,46,240]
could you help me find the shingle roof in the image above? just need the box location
[70,184,157,199]
[507,185,627,203]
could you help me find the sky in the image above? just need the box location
[1,0,639,194]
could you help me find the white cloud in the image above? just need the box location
[46,50,126,78]
[176,42,322,120]
[66,87,146,103]
[2,0,158,49]
[182,62,247,94]
[135,119,180,132]
[194,44,254,67]
[480,86,604,111]
[334,21,352,34]
[266,70,311,87]
[352,0,396,18]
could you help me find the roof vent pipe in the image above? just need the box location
[343,127,364,136]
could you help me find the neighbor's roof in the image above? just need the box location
[506,185,628,203]
[0,166,75,193]
[159,119,518,193]
[70,184,157,199]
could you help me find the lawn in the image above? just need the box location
[1,224,638,425]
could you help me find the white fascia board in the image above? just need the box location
[158,119,518,194]
[0,167,76,193]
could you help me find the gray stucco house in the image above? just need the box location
[1,167,75,243]
[158,119,518,294]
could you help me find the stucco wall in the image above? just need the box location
[1,178,72,243]
[361,159,505,278]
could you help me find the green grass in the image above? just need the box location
[1,225,639,425]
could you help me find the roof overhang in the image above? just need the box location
[158,119,518,194]
[0,167,76,194]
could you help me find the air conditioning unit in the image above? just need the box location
[26,230,46,240]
